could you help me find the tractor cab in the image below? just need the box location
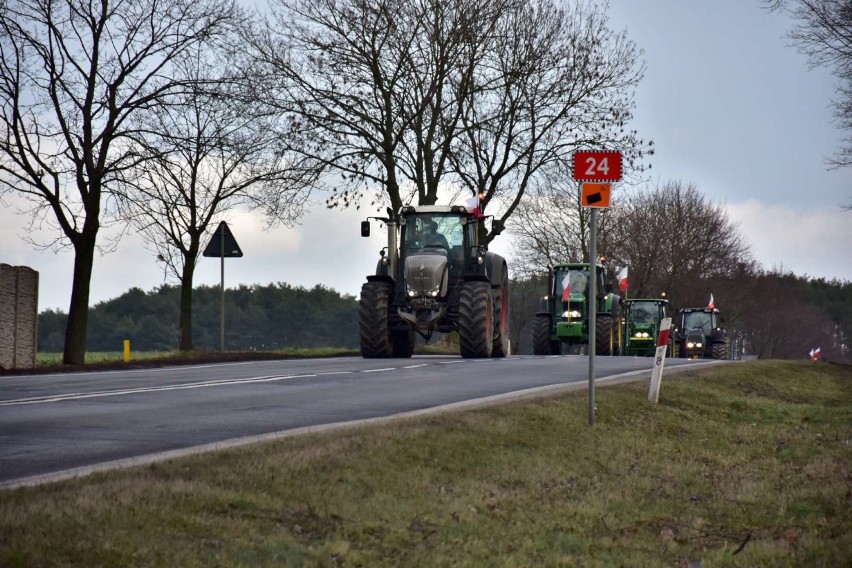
[622,297,669,357]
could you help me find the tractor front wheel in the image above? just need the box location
[458,281,493,358]
[392,329,415,358]
[711,341,728,360]
[359,281,392,358]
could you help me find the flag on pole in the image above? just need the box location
[463,192,482,218]
[809,348,815,359]
[561,274,571,302]
[812,347,821,361]
[617,266,628,294]
[707,293,715,309]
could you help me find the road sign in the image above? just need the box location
[203,222,243,257]
[573,151,622,181]
[581,182,611,208]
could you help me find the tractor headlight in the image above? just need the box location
[695,342,703,348]
[687,342,695,348]
[561,310,581,319]
[408,289,417,298]
[477,255,484,265]
[634,332,649,338]
[429,285,441,297]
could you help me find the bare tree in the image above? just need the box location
[767,1,852,175]
[451,1,651,238]
[0,0,237,364]
[507,161,622,277]
[117,44,318,351]
[244,0,650,231]
[607,181,753,306]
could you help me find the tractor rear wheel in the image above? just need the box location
[391,329,415,358]
[711,341,728,360]
[492,270,510,358]
[458,281,493,358]
[359,281,392,358]
[595,315,614,356]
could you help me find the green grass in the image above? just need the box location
[2,361,850,566]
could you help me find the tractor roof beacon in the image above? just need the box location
[359,205,510,359]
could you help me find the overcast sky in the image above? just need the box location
[2,0,850,312]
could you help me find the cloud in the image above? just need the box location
[727,201,852,282]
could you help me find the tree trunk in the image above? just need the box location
[179,258,196,351]
[63,235,96,365]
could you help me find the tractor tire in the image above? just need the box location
[359,281,393,358]
[492,271,510,358]
[711,341,728,360]
[391,329,416,358]
[595,315,614,356]
[458,281,493,358]
[532,314,553,355]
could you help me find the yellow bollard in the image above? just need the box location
[123,339,131,362]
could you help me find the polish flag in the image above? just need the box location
[707,293,715,309]
[561,274,571,302]
[811,347,821,361]
[617,266,628,294]
[463,192,482,218]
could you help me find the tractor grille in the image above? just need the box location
[404,254,447,295]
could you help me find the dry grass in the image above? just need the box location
[1,360,850,566]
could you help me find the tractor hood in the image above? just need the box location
[404,253,449,298]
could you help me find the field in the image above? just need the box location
[1,360,850,566]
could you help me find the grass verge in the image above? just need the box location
[1,360,850,566]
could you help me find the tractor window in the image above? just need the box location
[682,311,711,333]
[403,214,462,252]
[555,268,589,299]
[629,302,656,324]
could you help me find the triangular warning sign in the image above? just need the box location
[203,222,243,258]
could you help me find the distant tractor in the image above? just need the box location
[671,307,729,359]
[622,296,670,357]
[359,205,510,359]
[532,260,623,355]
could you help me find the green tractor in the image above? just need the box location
[621,296,670,357]
[532,261,623,355]
[359,205,510,359]
[671,307,729,359]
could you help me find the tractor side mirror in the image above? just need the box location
[491,219,505,236]
[361,220,370,237]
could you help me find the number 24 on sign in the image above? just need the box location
[573,151,622,182]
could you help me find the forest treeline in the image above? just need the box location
[37,284,360,353]
[37,272,851,361]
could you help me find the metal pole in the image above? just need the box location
[588,208,597,426]
[219,225,225,352]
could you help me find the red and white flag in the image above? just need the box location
[811,347,821,361]
[617,266,628,294]
[707,293,715,309]
[561,274,571,302]
[463,192,482,218]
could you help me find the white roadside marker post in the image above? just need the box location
[648,317,672,403]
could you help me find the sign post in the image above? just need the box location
[203,222,243,352]
[573,150,622,426]
[648,317,672,403]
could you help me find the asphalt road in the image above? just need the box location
[0,354,722,487]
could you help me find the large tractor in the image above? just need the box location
[359,205,510,359]
[622,296,670,357]
[531,260,623,355]
[671,307,729,359]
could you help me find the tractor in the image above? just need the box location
[671,307,729,359]
[358,205,510,359]
[622,296,670,357]
[531,260,623,355]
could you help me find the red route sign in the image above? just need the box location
[573,151,622,181]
